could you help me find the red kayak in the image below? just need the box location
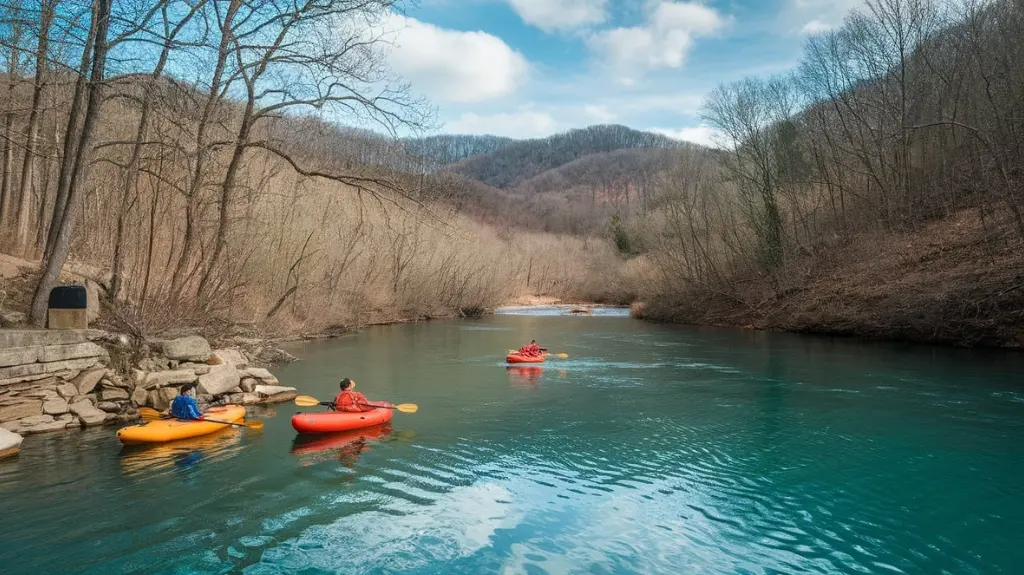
[506,353,545,364]
[291,407,393,434]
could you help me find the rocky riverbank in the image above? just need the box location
[0,330,297,459]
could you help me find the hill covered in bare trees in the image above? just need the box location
[399,126,707,234]
[1,0,1021,348]
[632,0,1024,347]
[0,0,637,337]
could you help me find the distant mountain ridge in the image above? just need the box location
[403,124,687,189]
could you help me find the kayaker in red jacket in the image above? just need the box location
[333,378,391,412]
[518,340,542,357]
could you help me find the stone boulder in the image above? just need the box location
[99,387,130,401]
[130,387,148,407]
[17,415,54,427]
[161,336,212,362]
[42,399,69,416]
[0,427,23,459]
[142,370,198,390]
[254,385,298,403]
[69,400,106,427]
[0,400,42,422]
[240,378,257,393]
[18,415,68,434]
[96,402,121,413]
[39,342,108,363]
[74,368,106,395]
[197,364,241,396]
[105,374,133,390]
[56,382,79,400]
[151,387,179,410]
[240,367,279,386]
[209,349,247,368]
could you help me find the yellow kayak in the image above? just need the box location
[116,405,247,445]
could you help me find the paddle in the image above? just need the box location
[508,349,569,359]
[293,395,419,413]
[138,407,264,429]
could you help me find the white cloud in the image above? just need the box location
[788,0,861,34]
[651,125,722,147]
[583,104,617,122]
[589,1,727,82]
[383,14,529,103]
[445,110,559,138]
[800,19,833,34]
[506,0,608,32]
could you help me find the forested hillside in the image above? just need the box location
[632,0,1024,347]
[401,126,701,234]
[0,0,634,337]
[1,0,1021,348]
[439,125,682,189]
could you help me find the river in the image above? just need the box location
[2,308,1024,574]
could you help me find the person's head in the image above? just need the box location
[531,339,536,344]
[340,378,356,391]
[180,383,197,397]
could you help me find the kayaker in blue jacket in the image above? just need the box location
[170,383,204,420]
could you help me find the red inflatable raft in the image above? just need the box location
[291,407,393,434]
[506,353,545,364]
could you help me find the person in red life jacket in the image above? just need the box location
[518,340,543,357]
[333,378,392,412]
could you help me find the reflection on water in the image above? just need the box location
[290,424,393,468]
[119,428,245,478]
[506,365,544,385]
[495,305,630,317]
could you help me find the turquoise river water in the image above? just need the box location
[1,307,1024,574]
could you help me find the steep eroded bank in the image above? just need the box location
[639,211,1024,348]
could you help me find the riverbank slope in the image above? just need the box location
[636,210,1024,349]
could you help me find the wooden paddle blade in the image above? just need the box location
[243,420,264,430]
[553,353,568,359]
[294,395,322,407]
[395,403,418,413]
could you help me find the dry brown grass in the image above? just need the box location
[640,209,1024,348]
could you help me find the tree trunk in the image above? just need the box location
[15,0,54,251]
[169,0,241,297]
[42,4,100,263]
[30,0,112,326]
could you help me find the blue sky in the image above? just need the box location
[382,0,862,144]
